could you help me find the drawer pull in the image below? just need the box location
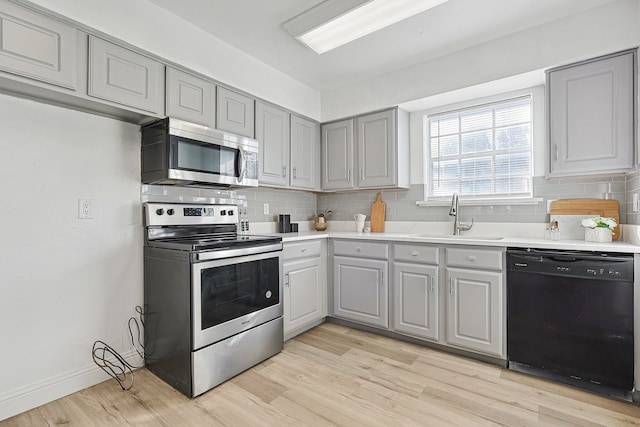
[411,251,419,257]
[467,256,478,262]
[356,247,362,252]
[301,248,307,252]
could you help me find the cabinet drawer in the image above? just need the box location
[446,247,503,270]
[393,244,438,264]
[283,240,322,261]
[333,240,388,259]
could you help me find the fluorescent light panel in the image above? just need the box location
[296,0,449,54]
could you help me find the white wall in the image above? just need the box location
[321,0,640,121]
[26,0,322,121]
[0,93,142,420]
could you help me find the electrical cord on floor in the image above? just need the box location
[92,305,145,391]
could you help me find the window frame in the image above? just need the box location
[421,90,541,205]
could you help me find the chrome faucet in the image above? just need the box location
[449,193,473,235]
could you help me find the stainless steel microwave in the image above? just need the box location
[141,118,259,187]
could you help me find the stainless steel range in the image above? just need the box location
[143,202,283,397]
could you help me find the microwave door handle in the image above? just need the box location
[237,146,247,182]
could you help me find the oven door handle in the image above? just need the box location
[194,243,283,262]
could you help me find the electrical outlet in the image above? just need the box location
[78,199,94,219]
[263,203,269,215]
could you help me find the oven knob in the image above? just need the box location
[228,210,234,216]
[156,208,164,216]
[167,209,175,215]
[265,290,272,299]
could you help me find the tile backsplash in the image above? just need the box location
[142,169,640,226]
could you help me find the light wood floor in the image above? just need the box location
[3,322,640,426]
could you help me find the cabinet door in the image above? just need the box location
[393,262,439,341]
[548,51,634,176]
[290,115,320,190]
[216,86,255,137]
[0,1,77,89]
[165,67,215,128]
[256,101,290,186]
[356,109,396,188]
[445,268,504,357]
[284,257,325,336]
[333,256,388,328]
[322,119,355,190]
[88,36,163,114]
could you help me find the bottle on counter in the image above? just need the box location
[550,220,559,241]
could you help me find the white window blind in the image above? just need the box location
[426,95,533,199]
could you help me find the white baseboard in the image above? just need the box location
[0,349,143,422]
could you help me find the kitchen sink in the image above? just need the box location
[416,234,504,240]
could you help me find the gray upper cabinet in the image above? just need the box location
[256,101,290,187]
[321,107,410,191]
[165,67,215,128]
[88,36,164,115]
[0,0,77,90]
[216,86,255,137]
[256,102,321,190]
[321,119,355,190]
[290,115,320,190]
[547,50,635,177]
[356,109,396,188]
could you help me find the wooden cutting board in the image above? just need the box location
[370,193,386,232]
[549,199,620,240]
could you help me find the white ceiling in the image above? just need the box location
[149,0,616,92]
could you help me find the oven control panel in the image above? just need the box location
[145,203,239,226]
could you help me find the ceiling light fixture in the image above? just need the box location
[284,0,450,54]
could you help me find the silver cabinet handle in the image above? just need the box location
[348,169,351,183]
[430,276,435,293]
[449,278,454,295]
[467,256,477,262]
[293,167,297,179]
[411,251,419,257]
[285,273,289,287]
[282,165,287,177]
[359,167,363,181]
[301,248,307,253]
[355,247,362,252]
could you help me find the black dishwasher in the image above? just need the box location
[507,248,634,400]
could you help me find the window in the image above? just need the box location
[426,95,533,200]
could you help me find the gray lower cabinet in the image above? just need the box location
[444,247,504,358]
[392,243,440,341]
[332,240,389,328]
[547,50,635,177]
[165,67,216,128]
[321,107,409,191]
[216,86,255,137]
[0,0,77,90]
[256,101,290,187]
[88,36,164,114]
[283,240,327,340]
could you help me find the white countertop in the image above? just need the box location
[264,229,640,253]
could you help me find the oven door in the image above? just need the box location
[192,250,283,350]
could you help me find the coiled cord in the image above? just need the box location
[92,305,145,390]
